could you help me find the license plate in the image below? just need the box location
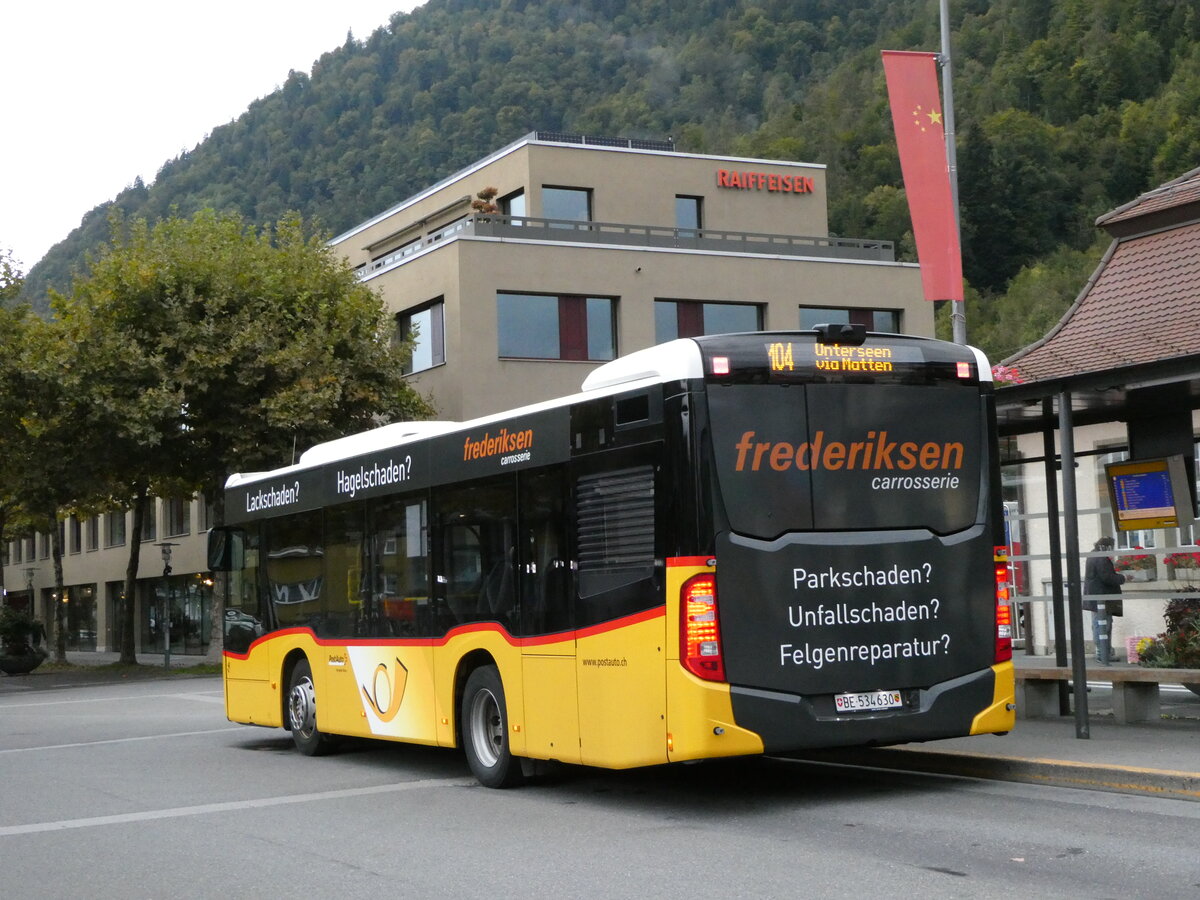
[834,690,903,713]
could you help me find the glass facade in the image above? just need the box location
[541,186,591,223]
[398,301,446,375]
[799,305,901,333]
[497,293,616,361]
[143,573,214,656]
[655,299,761,342]
[1000,428,1199,657]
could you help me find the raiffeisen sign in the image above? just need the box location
[716,168,816,194]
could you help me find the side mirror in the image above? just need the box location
[207,528,244,572]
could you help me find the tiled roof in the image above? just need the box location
[1003,172,1200,383]
[1098,166,1200,227]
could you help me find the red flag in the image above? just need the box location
[882,50,963,302]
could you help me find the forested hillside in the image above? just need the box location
[20,0,1200,361]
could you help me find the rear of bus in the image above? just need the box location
[681,329,1014,754]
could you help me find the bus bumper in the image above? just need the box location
[729,663,1013,753]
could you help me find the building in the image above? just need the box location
[2,132,929,655]
[332,132,928,420]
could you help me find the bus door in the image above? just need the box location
[571,453,668,768]
[517,468,581,764]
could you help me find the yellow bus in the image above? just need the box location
[212,328,1015,787]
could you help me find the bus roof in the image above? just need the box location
[225,332,989,490]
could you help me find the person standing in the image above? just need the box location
[1083,536,1125,664]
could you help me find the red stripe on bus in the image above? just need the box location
[223,608,668,657]
[667,555,712,567]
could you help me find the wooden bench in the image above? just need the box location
[1015,666,1200,724]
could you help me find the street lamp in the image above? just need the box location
[155,543,178,669]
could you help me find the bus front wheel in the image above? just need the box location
[462,665,524,788]
[287,658,333,756]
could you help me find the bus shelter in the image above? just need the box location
[992,167,1200,737]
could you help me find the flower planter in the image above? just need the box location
[0,653,45,675]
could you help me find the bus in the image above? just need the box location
[212,327,1015,787]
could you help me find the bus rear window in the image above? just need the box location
[708,383,983,538]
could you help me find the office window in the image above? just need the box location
[500,189,525,218]
[675,195,703,236]
[397,301,446,375]
[497,293,615,361]
[655,300,762,342]
[69,517,82,555]
[9,541,17,564]
[166,498,191,537]
[800,306,901,334]
[141,504,157,542]
[87,516,99,552]
[542,186,592,223]
[200,494,215,532]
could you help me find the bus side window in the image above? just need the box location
[370,495,430,637]
[436,476,518,632]
[323,503,367,639]
[264,510,325,632]
[518,467,572,637]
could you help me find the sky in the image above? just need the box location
[1,1,425,272]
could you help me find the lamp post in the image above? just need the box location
[155,543,178,669]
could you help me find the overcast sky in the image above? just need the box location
[1,1,424,272]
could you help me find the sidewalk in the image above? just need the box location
[813,653,1200,802]
[0,649,216,691]
[5,649,1198,801]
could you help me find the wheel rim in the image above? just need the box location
[289,674,317,739]
[468,686,504,768]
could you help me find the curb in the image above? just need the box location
[797,746,1200,802]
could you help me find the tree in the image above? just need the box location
[1,311,102,661]
[0,251,27,602]
[56,209,431,662]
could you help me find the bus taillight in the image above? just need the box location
[994,547,1013,663]
[681,573,725,682]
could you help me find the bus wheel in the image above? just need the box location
[287,658,332,756]
[462,665,524,788]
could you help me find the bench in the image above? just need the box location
[1015,666,1200,724]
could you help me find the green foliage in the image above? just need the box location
[15,0,1200,364]
[1,248,23,305]
[0,605,45,656]
[1137,598,1200,669]
[57,208,432,495]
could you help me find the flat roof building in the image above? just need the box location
[333,132,929,420]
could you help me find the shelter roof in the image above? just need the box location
[996,168,1200,435]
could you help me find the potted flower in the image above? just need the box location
[1114,548,1158,582]
[1137,598,1200,697]
[0,605,49,675]
[1164,547,1200,582]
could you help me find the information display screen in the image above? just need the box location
[1105,457,1194,531]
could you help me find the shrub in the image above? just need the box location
[1137,598,1200,669]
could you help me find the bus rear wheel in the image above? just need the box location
[287,658,333,756]
[462,665,524,788]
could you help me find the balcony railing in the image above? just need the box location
[361,214,895,277]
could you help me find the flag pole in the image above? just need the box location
[939,0,966,345]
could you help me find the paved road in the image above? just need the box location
[3,676,1199,899]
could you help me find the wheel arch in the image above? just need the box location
[279,648,310,733]
[453,648,498,748]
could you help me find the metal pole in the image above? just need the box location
[1041,401,1070,715]
[939,0,967,345]
[1058,390,1090,737]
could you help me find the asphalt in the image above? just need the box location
[3,649,1197,802]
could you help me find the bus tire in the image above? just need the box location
[287,658,333,756]
[462,665,524,788]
